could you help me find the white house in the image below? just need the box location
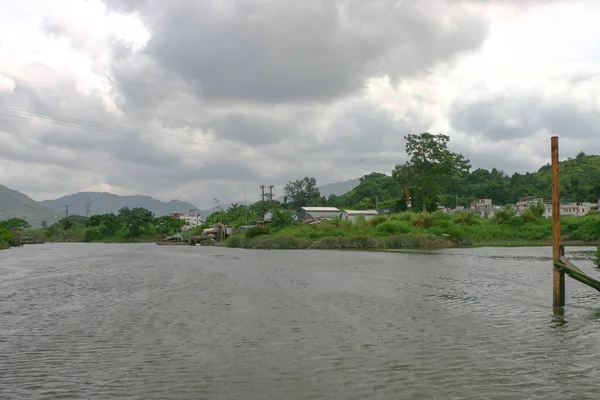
[543,202,598,218]
[341,209,379,221]
[170,213,203,230]
[297,207,341,221]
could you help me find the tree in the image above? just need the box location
[395,133,470,212]
[283,177,321,208]
[118,207,154,237]
[153,216,187,235]
[269,210,295,230]
[358,197,375,210]
[0,218,31,232]
[86,213,121,236]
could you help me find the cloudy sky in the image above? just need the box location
[1,0,599,208]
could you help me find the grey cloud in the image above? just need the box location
[105,157,262,190]
[208,114,292,146]
[449,93,600,141]
[106,0,489,104]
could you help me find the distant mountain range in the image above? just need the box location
[0,184,56,227]
[40,192,200,218]
[1,178,361,227]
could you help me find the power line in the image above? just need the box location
[0,106,400,169]
[0,107,269,156]
[0,106,306,161]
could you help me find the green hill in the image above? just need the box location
[326,153,600,211]
[0,184,56,228]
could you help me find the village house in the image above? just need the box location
[170,212,204,231]
[542,202,599,218]
[296,207,341,222]
[341,209,379,222]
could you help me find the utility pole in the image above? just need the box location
[188,202,197,245]
[268,185,274,201]
[376,195,379,210]
[86,196,92,218]
[243,184,248,224]
[260,185,265,202]
[404,162,411,210]
[64,204,73,219]
[456,194,458,209]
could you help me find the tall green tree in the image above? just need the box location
[153,216,187,235]
[0,218,30,232]
[118,207,154,237]
[283,177,321,208]
[395,133,471,212]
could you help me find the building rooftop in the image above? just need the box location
[300,207,340,212]
[343,209,379,215]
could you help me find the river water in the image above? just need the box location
[1,244,599,399]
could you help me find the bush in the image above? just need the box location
[311,237,342,249]
[269,210,295,230]
[383,234,427,248]
[340,235,380,249]
[246,226,271,239]
[83,227,100,242]
[507,216,525,227]
[447,226,472,246]
[226,235,248,248]
[0,239,8,250]
[412,213,435,228]
[0,228,11,243]
[368,215,388,227]
[375,220,412,235]
[596,246,600,266]
[454,212,481,226]
[272,235,311,249]
[493,207,515,224]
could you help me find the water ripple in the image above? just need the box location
[0,244,599,399]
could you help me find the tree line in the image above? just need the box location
[280,133,600,213]
[3,132,598,244]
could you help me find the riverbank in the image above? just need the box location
[223,211,600,250]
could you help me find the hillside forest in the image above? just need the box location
[2,133,600,247]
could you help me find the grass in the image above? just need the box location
[224,211,600,250]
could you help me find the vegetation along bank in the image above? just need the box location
[224,207,600,250]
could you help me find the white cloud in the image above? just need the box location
[1,0,599,208]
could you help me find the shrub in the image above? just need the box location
[340,235,380,249]
[273,235,311,249]
[596,246,600,266]
[83,227,100,242]
[375,220,412,235]
[383,234,427,248]
[447,226,472,246]
[246,226,271,239]
[493,206,515,224]
[454,212,481,226]
[311,237,342,249]
[0,239,8,250]
[391,212,414,222]
[0,228,11,243]
[225,235,248,248]
[507,216,525,227]
[269,210,296,230]
[412,213,435,228]
[368,215,388,227]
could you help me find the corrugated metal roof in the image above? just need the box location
[343,210,379,215]
[304,211,341,219]
[300,207,340,212]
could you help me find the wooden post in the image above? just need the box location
[551,136,565,307]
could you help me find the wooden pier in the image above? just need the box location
[551,136,600,307]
